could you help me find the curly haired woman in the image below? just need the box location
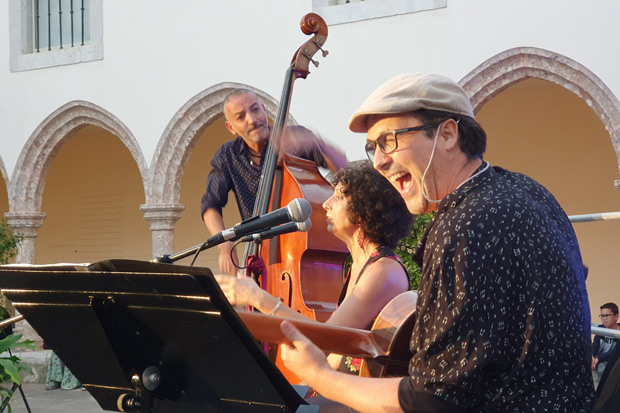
[215,160,413,374]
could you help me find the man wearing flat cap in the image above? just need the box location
[279,73,594,411]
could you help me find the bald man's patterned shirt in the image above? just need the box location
[200,137,326,220]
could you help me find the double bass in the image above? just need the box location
[241,14,349,378]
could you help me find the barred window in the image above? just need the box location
[33,0,91,52]
[9,0,102,72]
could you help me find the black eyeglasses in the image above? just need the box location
[364,123,440,162]
[600,314,616,319]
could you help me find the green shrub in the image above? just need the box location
[395,213,433,290]
[0,220,22,318]
[0,221,22,265]
[0,333,37,408]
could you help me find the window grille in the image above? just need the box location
[33,0,91,52]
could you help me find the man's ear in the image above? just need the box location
[440,118,460,151]
[224,121,238,136]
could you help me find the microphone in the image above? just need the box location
[151,199,312,264]
[239,219,312,242]
[206,198,312,246]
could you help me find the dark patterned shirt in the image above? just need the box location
[200,136,327,220]
[398,165,594,412]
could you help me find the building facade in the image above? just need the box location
[2,0,619,321]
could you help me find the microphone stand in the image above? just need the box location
[151,239,218,264]
[152,214,311,265]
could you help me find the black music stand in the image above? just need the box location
[0,260,312,412]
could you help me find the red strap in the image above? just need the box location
[245,255,267,290]
[245,254,269,354]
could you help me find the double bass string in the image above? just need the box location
[241,65,294,276]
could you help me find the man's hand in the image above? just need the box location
[218,241,239,276]
[592,356,599,370]
[279,320,332,385]
[279,125,347,173]
[279,321,404,412]
[279,125,317,158]
[203,209,239,276]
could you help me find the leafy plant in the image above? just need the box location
[0,220,22,265]
[0,308,8,324]
[395,213,433,290]
[0,334,36,409]
[0,220,22,320]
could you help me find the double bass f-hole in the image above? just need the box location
[281,272,293,307]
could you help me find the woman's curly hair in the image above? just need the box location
[330,160,413,248]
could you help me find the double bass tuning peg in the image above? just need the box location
[303,44,328,68]
[303,52,320,68]
[313,41,329,57]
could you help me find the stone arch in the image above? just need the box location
[0,157,7,197]
[7,100,147,263]
[460,46,620,185]
[147,82,284,205]
[9,100,148,213]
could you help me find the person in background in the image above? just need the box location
[592,302,620,389]
[45,351,80,391]
[201,89,347,275]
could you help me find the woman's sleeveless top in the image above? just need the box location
[337,245,409,374]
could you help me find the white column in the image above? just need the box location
[140,203,185,259]
[4,211,46,264]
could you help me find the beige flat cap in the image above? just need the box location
[348,73,475,133]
